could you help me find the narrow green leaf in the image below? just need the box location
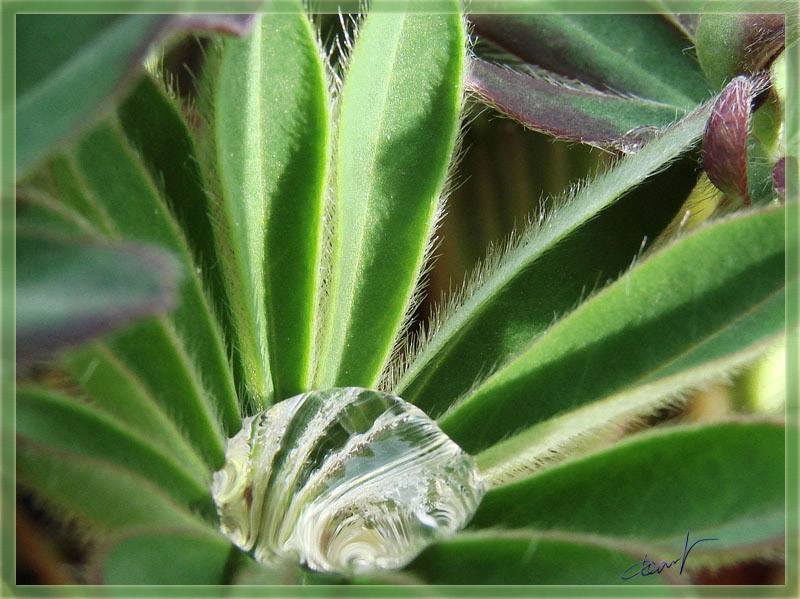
[395,103,711,417]
[106,320,226,468]
[14,13,257,176]
[15,14,167,175]
[317,0,465,388]
[408,530,668,585]
[470,14,713,108]
[70,122,239,442]
[17,441,212,534]
[17,191,228,467]
[64,344,210,484]
[478,326,784,486]
[117,75,233,366]
[439,207,785,454]
[213,9,329,402]
[98,529,236,585]
[16,191,100,237]
[467,58,684,151]
[20,154,110,227]
[470,421,785,553]
[16,387,212,511]
[16,228,176,365]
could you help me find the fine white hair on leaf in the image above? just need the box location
[308,6,364,386]
[478,342,781,489]
[385,174,583,398]
[388,98,715,404]
[376,13,474,392]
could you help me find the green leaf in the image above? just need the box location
[470,14,713,108]
[439,206,785,454]
[117,75,234,369]
[394,103,711,417]
[316,0,465,388]
[16,228,176,365]
[211,9,329,403]
[15,14,167,176]
[71,122,240,436]
[17,442,212,535]
[23,139,230,469]
[695,11,786,90]
[15,191,100,237]
[98,529,237,585]
[470,421,785,554]
[64,344,210,484]
[477,318,784,486]
[20,154,110,227]
[408,531,669,585]
[467,58,684,151]
[106,320,226,468]
[16,387,212,511]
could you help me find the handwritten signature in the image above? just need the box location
[620,530,718,581]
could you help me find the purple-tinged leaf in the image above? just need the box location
[773,157,785,198]
[696,12,785,89]
[16,229,178,367]
[469,14,712,108]
[773,157,787,199]
[702,76,756,206]
[169,14,256,36]
[16,15,169,176]
[466,59,680,152]
[16,13,254,178]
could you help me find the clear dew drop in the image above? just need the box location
[211,387,487,575]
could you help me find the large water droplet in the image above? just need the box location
[211,387,487,574]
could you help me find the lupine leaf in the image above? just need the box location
[695,11,786,90]
[212,8,329,403]
[172,14,256,36]
[14,13,258,177]
[98,529,237,585]
[117,75,234,367]
[23,140,230,467]
[477,315,784,486]
[774,157,786,198]
[703,76,755,205]
[467,59,683,151]
[16,387,212,511]
[470,421,785,557]
[64,344,210,484]
[106,321,226,468]
[16,189,101,237]
[469,14,713,108]
[394,103,711,417]
[17,442,212,534]
[20,154,109,227]
[315,0,465,389]
[16,228,176,365]
[409,531,669,585]
[439,206,785,454]
[71,122,240,435]
[15,14,167,175]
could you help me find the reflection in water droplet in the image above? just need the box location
[211,387,487,574]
